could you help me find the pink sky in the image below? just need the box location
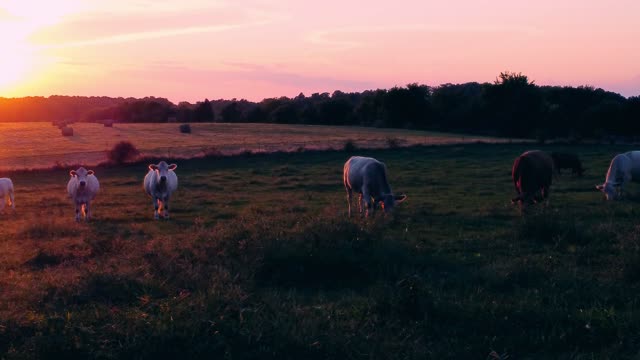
[1,0,639,102]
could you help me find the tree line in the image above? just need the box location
[1,72,638,140]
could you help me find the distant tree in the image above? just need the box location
[246,106,268,123]
[176,102,194,123]
[383,84,432,128]
[220,101,243,123]
[319,97,353,125]
[483,72,543,137]
[270,102,299,124]
[193,99,214,122]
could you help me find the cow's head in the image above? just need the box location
[70,167,94,189]
[596,183,618,200]
[149,161,177,184]
[379,193,407,213]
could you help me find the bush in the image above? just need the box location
[107,141,140,164]
[343,139,358,152]
[179,124,191,134]
[386,137,403,148]
[61,126,73,136]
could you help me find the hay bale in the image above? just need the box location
[61,126,74,136]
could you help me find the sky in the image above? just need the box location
[0,0,639,103]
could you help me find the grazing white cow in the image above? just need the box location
[67,167,99,221]
[144,161,178,219]
[0,178,15,212]
[343,156,407,217]
[596,151,640,200]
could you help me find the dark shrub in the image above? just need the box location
[343,139,358,152]
[107,141,140,164]
[61,126,73,136]
[386,137,403,148]
[179,124,191,134]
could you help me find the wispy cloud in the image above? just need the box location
[306,24,542,50]
[38,20,273,49]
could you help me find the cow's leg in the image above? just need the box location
[8,190,14,210]
[542,186,551,207]
[75,202,81,222]
[163,196,170,219]
[85,201,92,221]
[0,197,5,213]
[152,196,160,219]
[362,191,373,217]
[345,187,353,217]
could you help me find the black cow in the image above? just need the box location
[551,151,585,176]
[512,150,554,211]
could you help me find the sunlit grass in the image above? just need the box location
[0,122,514,170]
[1,143,638,358]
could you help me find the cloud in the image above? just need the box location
[306,24,541,50]
[38,21,271,49]
[29,3,285,49]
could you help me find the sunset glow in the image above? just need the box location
[0,0,638,101]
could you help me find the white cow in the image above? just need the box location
[0,178,15,212]
[343,156,407,217]
[144,161,178,219]
[596,151,640,200]
[67,167,100,221]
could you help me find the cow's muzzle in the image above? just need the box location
[79,181,86,187]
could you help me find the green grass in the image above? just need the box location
[1,143,640,359]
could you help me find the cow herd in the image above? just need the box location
[512,149,640,211]
[0,161,179,221]
[0,151,638,220]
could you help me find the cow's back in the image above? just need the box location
[0,178,13,195]
[513,150,553,194]
[344,156,388,194]
[143,170,156,196]
[622,151,640,180]
[166,171,178,193]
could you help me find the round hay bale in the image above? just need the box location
[61,126,74,136]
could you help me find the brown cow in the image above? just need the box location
[511,150,554,211]
[551,151,585,176]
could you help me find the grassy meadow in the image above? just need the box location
[0,122,513,170]
[2,143,640,359]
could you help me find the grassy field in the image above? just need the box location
[1,143,640,359]
[0,122,514,170]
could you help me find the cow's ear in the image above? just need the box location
[87,170,94,175]
[168,164,177,171]
[149,164,158,171]
[595,184,604,191]
[70,170,76,177]
[394,194,407,205]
